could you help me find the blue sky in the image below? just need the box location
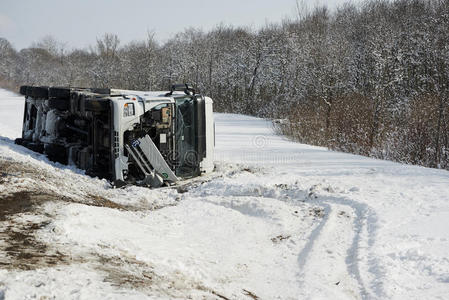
[0,0,361,50]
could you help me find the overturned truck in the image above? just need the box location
[15,84,214,187]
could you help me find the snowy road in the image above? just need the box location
[0,88,448,299]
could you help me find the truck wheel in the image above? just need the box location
[25,86,34,97]
[14,138,24,145]
[48,87,70,99]
[19,86,29,96]
[49,98,70,111]
[31,86,49,99]
[28,142,44,153]
[45,144,68,164]
[21,140,31,148]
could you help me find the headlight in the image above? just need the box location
[123,103,135,117]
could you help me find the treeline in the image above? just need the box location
[0,0,448,169]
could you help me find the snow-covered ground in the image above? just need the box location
[0,88,448,299]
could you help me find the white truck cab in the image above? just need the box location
[16,84,214,187]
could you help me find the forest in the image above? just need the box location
[0,0,448,170]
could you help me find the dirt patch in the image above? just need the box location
[0,188,136,270]
[1,156,133,206]
[85,194,129,210]
[96,254,184,296]
[96,254,233,299]
[0,160,50,181]
[96,254,156,290]
[0,158,142,211]
[0,156,164,272]
[0,188,132,269]
[0,191,34,221]
[0,191,70,270]
[0,220,68,270]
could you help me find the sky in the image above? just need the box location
[0,0,361,50]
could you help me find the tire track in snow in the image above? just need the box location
[296,200,363,299]
[332,196,384,299]
[296,202,331,271]
[298,190,385,300]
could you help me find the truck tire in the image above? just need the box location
[49,98,70,111]
[14,138,24,145]
[19,86,29,96]
[48,87,70,99]
[25,86,33,97]
[27,142,44,153]
[45,144,68,164]
[30,86,49,99]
